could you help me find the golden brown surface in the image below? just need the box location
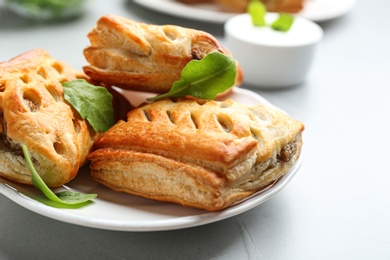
[88,98,304,211]
[177,0,211,3]
[83,15,243,93]
[264,0,304,13]
[0,49,99,187]
[177,0,304,13]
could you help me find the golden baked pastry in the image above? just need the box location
[0,49,99,187]
[215,0,304,13]
[83,15,243,93]
[88,98,304,211]
[176,0,211,4]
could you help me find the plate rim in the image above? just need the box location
[132,0,356,23]
[0,88,303,232]
[0,157,302,231]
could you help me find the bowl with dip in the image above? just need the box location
[224,13,323,88]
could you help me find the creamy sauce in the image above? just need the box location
[225,13,323,47]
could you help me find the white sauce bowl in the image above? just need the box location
[225,13,323,88]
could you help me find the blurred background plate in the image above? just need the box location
[132,0,356,23]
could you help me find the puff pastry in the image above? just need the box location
[0,49,99,187]
[215,0,304,13]
[88,98,304,211]
[83,15,243,93]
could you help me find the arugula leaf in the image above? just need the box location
[271,13,295,32]
[248,0,266,26]
[55,191,97,204]
[62,79,115,132]
[247,0,295,32]
[22,145,97,206]
[147,52,237,102]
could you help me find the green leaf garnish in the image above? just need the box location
[271,13,295,32]
[247,0,295,32]
[248,0,266,26]
[22,144,97,206]
[62,79,115,132]
[147,52,237,102]
[4,0,85,21]
[55,191,97,204]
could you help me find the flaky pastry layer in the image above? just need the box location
[83,15,243,93]
[0,49,99,187]
[214,0,304,13]
[89,98,304,211]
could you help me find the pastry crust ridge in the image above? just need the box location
[83,15,243,93]
[0,49,99,187]
[89,98,304,211]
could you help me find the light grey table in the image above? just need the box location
[1,0,389,259]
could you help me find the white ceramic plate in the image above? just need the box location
[0,88,303,232]
[133,0,356,23]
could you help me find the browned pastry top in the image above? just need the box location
[83,15,243,93]
[207,0,304,13]
[0,49,98,187]
[89,98,304,210]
